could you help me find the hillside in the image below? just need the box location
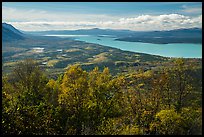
[2,23,169,77]
[3,24,202,78]
[2,23,202,136]
[2,58,202,135]
[2,23,25,42]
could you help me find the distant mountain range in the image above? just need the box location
[2,23,25,42]
[26,27,202,44]
[115,27,202,44]
[2,23,202,44]
[25,27,202,37]
[25,28,136,37]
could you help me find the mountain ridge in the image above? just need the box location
[2,23,25,42]
[2,23,202,44]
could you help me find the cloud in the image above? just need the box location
[181,5,202,14]
[2,6,202,31]
[117,14,202,31]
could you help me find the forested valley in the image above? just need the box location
[2,58,202,135]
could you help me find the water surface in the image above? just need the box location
[45,35,202,58]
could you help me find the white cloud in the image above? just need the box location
[2,6,202,31]
[117,14,202,31]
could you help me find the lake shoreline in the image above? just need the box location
[41,34,202,58]
[114,39,202,45]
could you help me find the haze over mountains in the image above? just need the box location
[2,23,202,44]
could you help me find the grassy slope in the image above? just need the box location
[2,36,201,78]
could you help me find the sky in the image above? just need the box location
[2,2,202,31]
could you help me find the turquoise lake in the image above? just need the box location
[46,35,202,58]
